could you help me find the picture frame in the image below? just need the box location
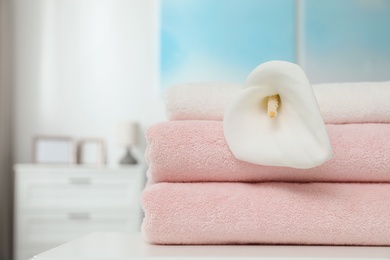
[77,138,106,165]
[33,136,76,164]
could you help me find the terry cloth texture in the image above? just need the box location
[146,121,390,183]
[165,81,390,124]
[142,182,390,245]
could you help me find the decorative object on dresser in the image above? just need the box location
[33,136,76,164]
[117,121,139,165]
[13,164,146,260]
[76,138,106,165]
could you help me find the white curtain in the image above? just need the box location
[0,0,13,258]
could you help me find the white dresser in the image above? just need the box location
[13,164,146,260]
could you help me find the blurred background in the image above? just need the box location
[0,0,390,259]
[161,0,390,88]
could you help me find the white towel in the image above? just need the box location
[165,82,242,121]
[165,81,390,124]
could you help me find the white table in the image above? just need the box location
[32,232,390,260]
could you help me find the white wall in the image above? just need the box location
[13,0,165,164]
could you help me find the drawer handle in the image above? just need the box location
[68,212,90,220]
[69,177,91,185]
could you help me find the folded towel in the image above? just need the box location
[142,182,390,245]
[165,81,390,123]
[165,82,242,121]
[146,121,390,183]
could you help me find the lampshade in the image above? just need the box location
[117,121,139,147]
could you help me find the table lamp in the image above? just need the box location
[118,121,139,164]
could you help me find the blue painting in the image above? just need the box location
[160,0,296,89]
[303,0,390,83]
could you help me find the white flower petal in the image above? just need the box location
[223,61,332,169]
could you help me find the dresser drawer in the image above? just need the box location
[15,212,140,260]
[16,212,140,247]
[16,172,143,211]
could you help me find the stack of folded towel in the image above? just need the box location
[142,80,390,246]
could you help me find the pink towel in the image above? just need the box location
[142,182,390,245]
[146,121,390,183]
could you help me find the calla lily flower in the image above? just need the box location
[223,61,332,169]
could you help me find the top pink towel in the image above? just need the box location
[165,81,390,123]
[146,121,390,183]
